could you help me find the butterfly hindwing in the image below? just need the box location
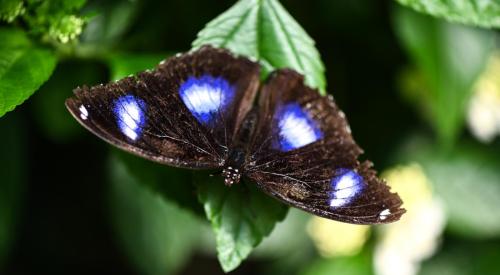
[244,69,404,224]
[66,46,260,169]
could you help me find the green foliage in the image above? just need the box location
[1,0,500,273]
[0,0,24,22]
[193,0,326,94]
[21,0,87,43]
[196,175,288,272]
[109,155,200,275]
[0,28,56,118]
[395,0,500,28]
[0,114,25,267]
[394,7,494,146]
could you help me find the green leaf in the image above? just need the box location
[195,174,288,272]
[106,52,166,81]
[0,113,25,267]
[0,28,57,118]
[394,7,494,146]
[193,0,326,94]
[395,0,500,29]
[109,155,200,275]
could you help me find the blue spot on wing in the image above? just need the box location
[276,103,323,152]
[179,75,235,125]
[114,94,146,141]
[329,168,364,208]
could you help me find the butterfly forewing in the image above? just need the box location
[66,46,260,169]
[244,69,405,224]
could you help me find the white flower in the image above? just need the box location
[467,52,500,143]
[374,164,446,275]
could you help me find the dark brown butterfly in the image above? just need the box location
[65,45,405,224]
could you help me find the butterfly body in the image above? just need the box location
[66,45,405,224]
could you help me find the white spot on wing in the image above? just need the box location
[179,76,234,124]
[114,95,145,140]
[379,209,391,220]
[183,85,223,114]
[277,103,322,151]
[79,105,88,120]
[329,169,364,208]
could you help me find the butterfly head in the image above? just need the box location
[222,166,241,186]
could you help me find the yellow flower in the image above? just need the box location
[307,217,370,258]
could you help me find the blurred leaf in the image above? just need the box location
[115,151,203,216]
[420,144,500,238]
[394,7,494,146]
[395,0,500,29]
[107,52,166,81]
[0,0,24,22]
[32,60,106,141]
[195,175,288,272]
[0,28,57,118]
[109,155,200,275]
[193,0,326,93]
[0,113,25,267]
[301,252,373,275]
[420,239,500,275]
[80,0,140,46]
[253,209,316,275]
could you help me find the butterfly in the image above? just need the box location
[65,45,405,224]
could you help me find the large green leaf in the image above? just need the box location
[0,113,25,267]
[394,7,494,146]
[109,155,200,275]
[395,0,500,29]
[195,174,288,272]
[0,28,57,118]
[193,0,326,94]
